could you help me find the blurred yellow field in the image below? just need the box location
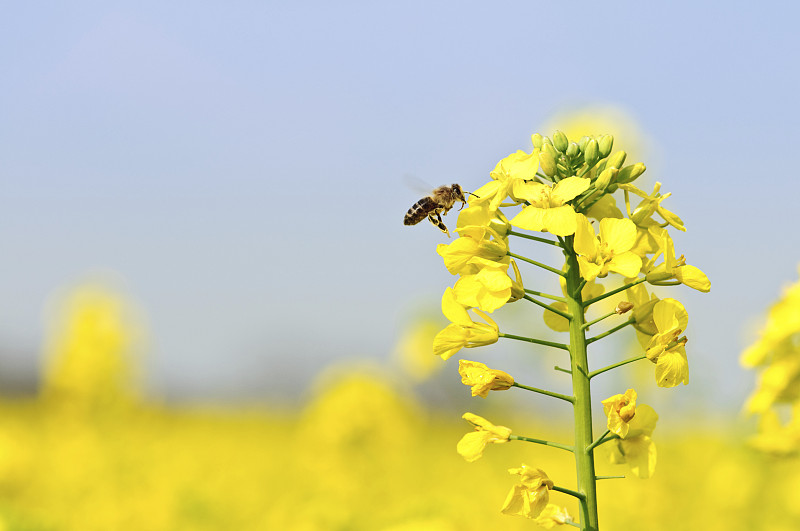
[0,370,797,531]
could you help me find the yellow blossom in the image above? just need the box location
[619,181,685,232]
[626,282,660,343]
[602,389,638,439]
[535,504,572,528]
[573,214,642,281]
[455,204,511,240]
[470,150,540,212]
[501,465,553,519]
[432,288,499,360]
[643,298,690,388]
[509,177,590,236]
[456,413,511,462]
[458,360,514,398]
[608,404,659,478]
[437,231,508,276]
[453,257,513,313]
[586,193,624,221]
[643,228,710,293]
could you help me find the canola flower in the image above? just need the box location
[417,130,710,530]
[743,265,800,455]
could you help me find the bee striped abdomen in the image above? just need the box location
[404,196,437,226]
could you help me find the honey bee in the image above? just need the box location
[403,184,468,237]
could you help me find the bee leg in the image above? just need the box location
[428,213,450,238]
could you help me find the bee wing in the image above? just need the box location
[403,174,436,195]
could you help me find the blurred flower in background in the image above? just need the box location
[40,281,144,412]
[742,265,800,455]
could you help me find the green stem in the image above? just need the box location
[595,475,625,480]
[509,435,574,453]
[508,252,566,277]
[524,295,572,320]
[499,333,569,351]
[507,230,563,248]
[563,235,599,531]
[554,365,572,375]
[583,278,646,307]
[589,355,647,380]
[511,382,574,403]
[585,319,633,345]
[524,289,566,302]
[552,484,586,500]
[581,310,619,330]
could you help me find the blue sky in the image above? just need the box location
[1,1,798,412]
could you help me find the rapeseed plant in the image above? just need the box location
[743,265,800,454]
[419,131,710,530]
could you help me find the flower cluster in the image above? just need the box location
[420,130,709,528]
[742,265,800,455]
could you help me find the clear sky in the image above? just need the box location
[1,1,798,412]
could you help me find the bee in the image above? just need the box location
[403,184,468,237]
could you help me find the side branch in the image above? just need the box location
[509,435,574,453]
[589,355,647,379]
[585,319,634,344]
[524,289,565,302]
[507,230,563,248]
[586,429,620,452]
[524,295,572,320]
[507,252,566,277]
[551,485,586,500]
[581,310,620,330]
[499,333,570,351]
[511,382,574,403]
[583,277,647,307]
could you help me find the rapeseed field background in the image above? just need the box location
[0,283,796,530]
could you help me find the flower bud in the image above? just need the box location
[539,150,557,177]
[542,141,558,158]
[594,167,618,192]
[553,131,569,153]
[566,142,579,158]
[606,150,627,170]
[615,162,647,184]
[531,133,544,149]
[584,139,600,167]
[577,136,590,152]
[598,134,614,158]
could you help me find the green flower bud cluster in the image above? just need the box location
[532,131,647,210]
[534,131,645,185]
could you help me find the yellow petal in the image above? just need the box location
[543,302,570,332]
[432,324,467,360]
[608,252,643,278]
[551,176,590,204]
[599,218,637,252]
[573,214,597,258]
[542,205,579,236]
[441,288,471,325]
[655,347,689,387]
[674,264,711,293]
[456,431,490,462]
[510,205,547,232]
